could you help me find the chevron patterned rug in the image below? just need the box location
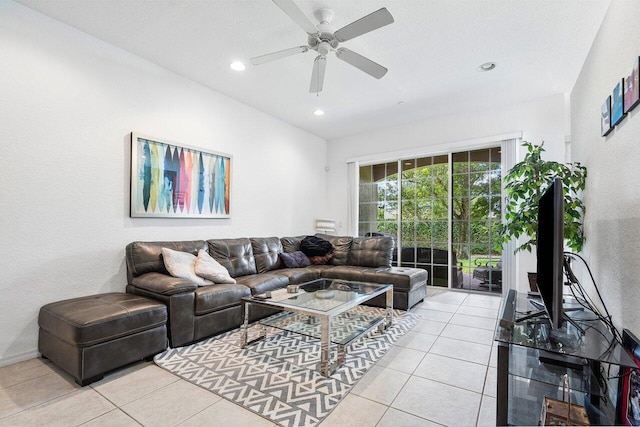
[154,306,418,427]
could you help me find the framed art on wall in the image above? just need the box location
[602,96,613,136]
[130,133,231,218]
[612,79,626,127]
[624,57,640,114]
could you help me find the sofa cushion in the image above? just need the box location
[347,236,393,267]
[207,238,257,278]
[315,234,353,266]
[272,268,320,285]
[251,237,283,273]
[194,250,236,284]
[126,240,208,280]
[320,265,374,282]
[161,248,213,286]
[235,273,289,295]
[280,236,305,253]
[360,267,429,292]
[194,283,251,315]
[279,251,311,268]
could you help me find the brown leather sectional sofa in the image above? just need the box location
[126,234,428,347]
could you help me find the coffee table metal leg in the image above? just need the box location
[320,316,330,376]
[240,300,267,347]
[385,288,394,329]
[337,344,346,365]
[240,300,249,348]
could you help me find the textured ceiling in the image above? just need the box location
[17,0,611,140]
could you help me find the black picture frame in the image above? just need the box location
[624,57,640,114]
[602,96,613,136]
[616,329,640,426]
[612,79,626,127]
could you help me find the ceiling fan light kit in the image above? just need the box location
[251,0,394,94]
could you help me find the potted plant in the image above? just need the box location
[496,141,587,290]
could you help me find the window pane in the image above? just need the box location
[452,197,469,220]
[452,220,470,244]
[470,149,491,172]
[415,221,432,241]
[416,200,432,220]
[452,152,468,173]
[470,172,490,196]
[401,200,415,219]
[401,180,416,199]
[452,174,469,197]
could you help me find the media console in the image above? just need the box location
[495,289,636,425]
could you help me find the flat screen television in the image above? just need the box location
[536,176,565,329]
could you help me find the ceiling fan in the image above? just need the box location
[250,0,394,93]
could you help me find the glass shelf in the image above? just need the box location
[496,291,636,367]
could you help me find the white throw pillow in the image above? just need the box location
[161,247,213,286]
[194,250,236,284]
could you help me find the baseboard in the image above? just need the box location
[0,349,40,368]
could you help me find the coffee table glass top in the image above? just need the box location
[251,278,391,313]
[261,309,385,346]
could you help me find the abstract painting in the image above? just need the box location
[130,133,231,218]
[624,57,640,114]
[612,79,626,127]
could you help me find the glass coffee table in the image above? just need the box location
[240,278,393,376]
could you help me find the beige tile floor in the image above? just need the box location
[0,287,500,426]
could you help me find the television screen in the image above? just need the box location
[536,177,565,329]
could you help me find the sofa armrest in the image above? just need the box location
[130,272,197,296]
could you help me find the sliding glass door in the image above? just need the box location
[357,146,502,293]
[399,155,451,287]
[451,148,502,292]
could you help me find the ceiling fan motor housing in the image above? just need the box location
[308,8,339,54]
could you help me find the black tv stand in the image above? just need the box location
[538,350,586,371]
[496,290,637,426]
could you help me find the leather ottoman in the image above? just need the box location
[361,267,428,310]
[38,293,167,386]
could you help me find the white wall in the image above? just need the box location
[571,0,640,336]
[0,1,327,365]
[325,94,569,293]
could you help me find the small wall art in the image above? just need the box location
[602,55,640,137]
[611,79,626,127]
[624,57,640,114]
[130,133,231,218]
[601,96,612,137]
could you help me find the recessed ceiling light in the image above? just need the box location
[229,61,246,71]
[478,62,496,72]
[313,109,325,116]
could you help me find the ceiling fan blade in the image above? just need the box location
[334,7,394,42]
[273,0,319,36]
[335,48,387,79]
[250,46,309,65]
[309,55,327,93]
